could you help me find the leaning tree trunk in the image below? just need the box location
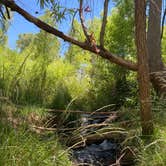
[135,0,154,135]
[147,0,163,72]
[147,0,166,97]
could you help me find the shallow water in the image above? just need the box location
[72,113,120,166]
[73,139,119,166]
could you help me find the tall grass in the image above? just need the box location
[0,102,72,166]
[0,46,90,110]
[0,122,72,166]
[137,100,166,166]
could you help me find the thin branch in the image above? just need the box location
[100,0,109,48]
[71,9,78,33]
[79,0,90,43]
[161,7,166,40]
[5,6,10,19]
[31,125,57,131]
[79,0,100,53]
[0,4,6,20]
[1,0,137,71]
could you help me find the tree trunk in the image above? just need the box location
[147,0,166,97]
[135,0,153,135]
[147,0,163,72]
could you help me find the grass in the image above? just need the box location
[0,123,72,166]
[115,101,166,166]
[0,103,72,166]
[137,126,166,165]
[136,100,166,166]
[0,100,166,166]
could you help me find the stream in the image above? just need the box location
[72,113,122,166]
[73,139,119,165]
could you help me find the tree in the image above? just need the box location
[147,0,166,97]
[16,33,34,52]
[1,0,165,135]
[66,13,134,111]
[147,0,163,72]
[105,0,136,108]
[135,0,153,135]
[162,26,166,62]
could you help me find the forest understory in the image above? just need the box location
[0,0,166,165]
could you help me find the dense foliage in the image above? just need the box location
[0,0,166,165]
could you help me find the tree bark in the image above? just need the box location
[147,0,164,72]
[147,0,166,97]
[135,0,153,135]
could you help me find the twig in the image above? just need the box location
[110,146,137,165]
[110,152,126,166]
[71,9,79,33]
[100,0,109,48]
[121,146,137,157]
[31,125,57,131]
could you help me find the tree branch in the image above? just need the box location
[99,48,137,71]
[0,4,6,20]
[79,0,90,43]
[100,0,109,48]
[1,0,137,71]
[79,0,100,53]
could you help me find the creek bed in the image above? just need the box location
[71,113,123,166]
[72,139,120,166]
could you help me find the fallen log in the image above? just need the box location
[68,127,128,148]
[150,71,166,98]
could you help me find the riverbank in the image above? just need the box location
[0,101,166,166]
